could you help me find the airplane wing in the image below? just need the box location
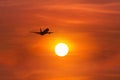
[48,32,53,34]
[31,32,40,34]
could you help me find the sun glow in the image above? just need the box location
[55,43,69,57]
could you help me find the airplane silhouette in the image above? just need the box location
[31,28,53,35]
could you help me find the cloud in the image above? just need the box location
[0,0,120,80]
[40,3,120,13]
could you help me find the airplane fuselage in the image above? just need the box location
[31,28,53,35]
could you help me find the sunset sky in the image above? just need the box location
[0,0,120,80]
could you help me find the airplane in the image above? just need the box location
[31,28,53,35]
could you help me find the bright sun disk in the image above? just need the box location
[55,43,69,57]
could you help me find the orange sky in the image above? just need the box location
[0,0,120,80]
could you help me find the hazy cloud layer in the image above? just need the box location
[0,0,120,80]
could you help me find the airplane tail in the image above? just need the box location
[40,28,42,32]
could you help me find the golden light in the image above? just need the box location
[55,43,69,57]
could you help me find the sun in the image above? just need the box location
[55,43,69,57]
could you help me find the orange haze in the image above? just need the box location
[0,0,120,80]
